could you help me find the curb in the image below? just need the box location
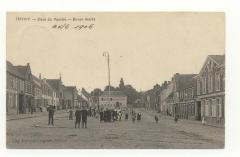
[7,111,68,121]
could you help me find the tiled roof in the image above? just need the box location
[46,79,60,91]
[6,61,25,79]
[101,91,126,97]
[175,74,197,91]
[15,65,27,77]
[209,55,225,65]
[32,75,41,87]
[64,86,77,93]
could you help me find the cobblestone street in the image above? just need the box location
[6,109,224,149]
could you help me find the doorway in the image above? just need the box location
[196,101,201,120]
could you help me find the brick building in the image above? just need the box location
[195,55,225,125]
[99,91,127,109]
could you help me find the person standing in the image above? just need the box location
[125,112,128,120]
[47,105,55,125]
[174,114,179,123]
[75,107,81,128]
[81,107,88,128]
[154,115,159,123]
[69,108,73,120]
[132,111,136,123]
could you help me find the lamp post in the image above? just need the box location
[103,51,111,108]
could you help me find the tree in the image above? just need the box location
[104,85,117,91]
[91,88,102,97]
[90,88,102,104]
[121,84,139,104]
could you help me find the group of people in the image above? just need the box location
[47,105,148,128]
[74,106,89,128]
[99,108,127,122]
[131,110,142,123]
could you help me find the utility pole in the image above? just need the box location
[103,52,111,108]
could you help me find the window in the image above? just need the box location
[217,98,222,117]
[215,72,221,91]
[208,74,213,93]
[202,77,207,94]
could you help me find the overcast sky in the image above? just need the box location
[7,12,225,92]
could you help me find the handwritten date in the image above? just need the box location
[52,23,94,31]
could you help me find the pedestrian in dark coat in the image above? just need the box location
[125,112,128,120]
[154,115,159,123]
[47,105,55,125]
[69,109,73,120]
[100,110,104,122]
[137,113,142,121]
[81,107,88,128]
[75,108,81,128]
[174,114,179,123]
[132,111,136,123]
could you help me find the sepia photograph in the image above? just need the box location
[6,12,225,149]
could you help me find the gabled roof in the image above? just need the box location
[100,91,126,97]
[32,75,41,87]
[46,79,61,91]
[6,61,25,79]
[15,65,27,77]
[64,86,77,93]
[199,54,225,75]
[209,55,225,65]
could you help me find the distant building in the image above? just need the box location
[47,77,65,109]
[77,95,88,108]
[63,86,78,109]
[32,75,42,112]
[195,55,225,125]
[99,91,127,109]
[41,78,54,110]
[158,81,174,115]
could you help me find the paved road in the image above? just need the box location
[6,109,224,149]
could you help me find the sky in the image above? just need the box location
[6,12,225,92]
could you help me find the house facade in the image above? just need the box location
[195,55,225,125]
[6,61,25,114]
[99,91,127,109]
[33,75,42,112]
[172,74,197,120]
[15,63,34,114]
[158,81,174,115]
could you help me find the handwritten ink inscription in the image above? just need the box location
[15,16,96,31]
[52,23,94,30]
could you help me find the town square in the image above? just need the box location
[6,12,225,149]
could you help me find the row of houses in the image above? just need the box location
[6,61,88,115]
[143,55,225,125]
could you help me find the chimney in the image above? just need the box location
[60,72,62,81]
[175,73,180,76]
[27,63,30,66]
[39,73,42,79]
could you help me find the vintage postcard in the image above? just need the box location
[6,12,225,149]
